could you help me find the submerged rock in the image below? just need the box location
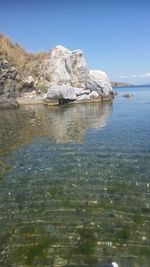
[113,91,119,96]
[123,93,134,98]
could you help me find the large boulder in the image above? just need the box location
[0,43,113,107]
[41,45,88,88]
[43,46,113,104]
[86,70,113,96]
[47,85,91,103]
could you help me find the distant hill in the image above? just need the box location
[111,81,133,87]
[136,83,150,86]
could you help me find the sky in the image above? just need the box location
[1,0,150,84]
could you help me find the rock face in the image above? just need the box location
[87,70,112,96]
[0,57,20,109]
[0,58,19,98]
[0,57,37,109]
[41,46,88,88]
[42,46,113,104]
[46,85,93,104]
[21,76,36,90]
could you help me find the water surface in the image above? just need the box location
[0,86,150,267]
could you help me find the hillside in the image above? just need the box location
[0,33,48,77]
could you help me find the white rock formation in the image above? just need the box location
[47,85,93,103]
[47,85,83,101]
[87,70,112,96]
[41,45,88,88]
[40,45,112,103]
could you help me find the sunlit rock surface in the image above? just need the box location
[41,45,88,88]
[41,46,112,103]
[0,44,112,106]
[87,70,113,96]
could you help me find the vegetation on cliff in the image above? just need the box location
[0,33,48,77]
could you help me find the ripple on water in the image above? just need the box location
[0,88,150,266]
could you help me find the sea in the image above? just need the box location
[0,86,150,267]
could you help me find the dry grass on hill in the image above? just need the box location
[0,33,48,73]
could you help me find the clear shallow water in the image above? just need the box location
[0,86,150,267]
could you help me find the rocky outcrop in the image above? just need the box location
[0,58,19,97]
[0,35,113,107]
[40,46,88,88]
[0,57,39,109]
[46,85,96,104]
[122,93,134,98]
[87,70,112,96]
[0,57,20,109]
[42,46,113,104]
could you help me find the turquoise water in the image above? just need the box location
[0,86,150,267]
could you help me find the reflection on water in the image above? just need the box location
[0,102,112,155]
[0,90,150,267]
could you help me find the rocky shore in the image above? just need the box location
[0,35,113,109]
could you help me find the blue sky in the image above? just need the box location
[1,0,150,84]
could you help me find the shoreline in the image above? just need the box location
[17,95,113,106]
[17,97,45,105]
